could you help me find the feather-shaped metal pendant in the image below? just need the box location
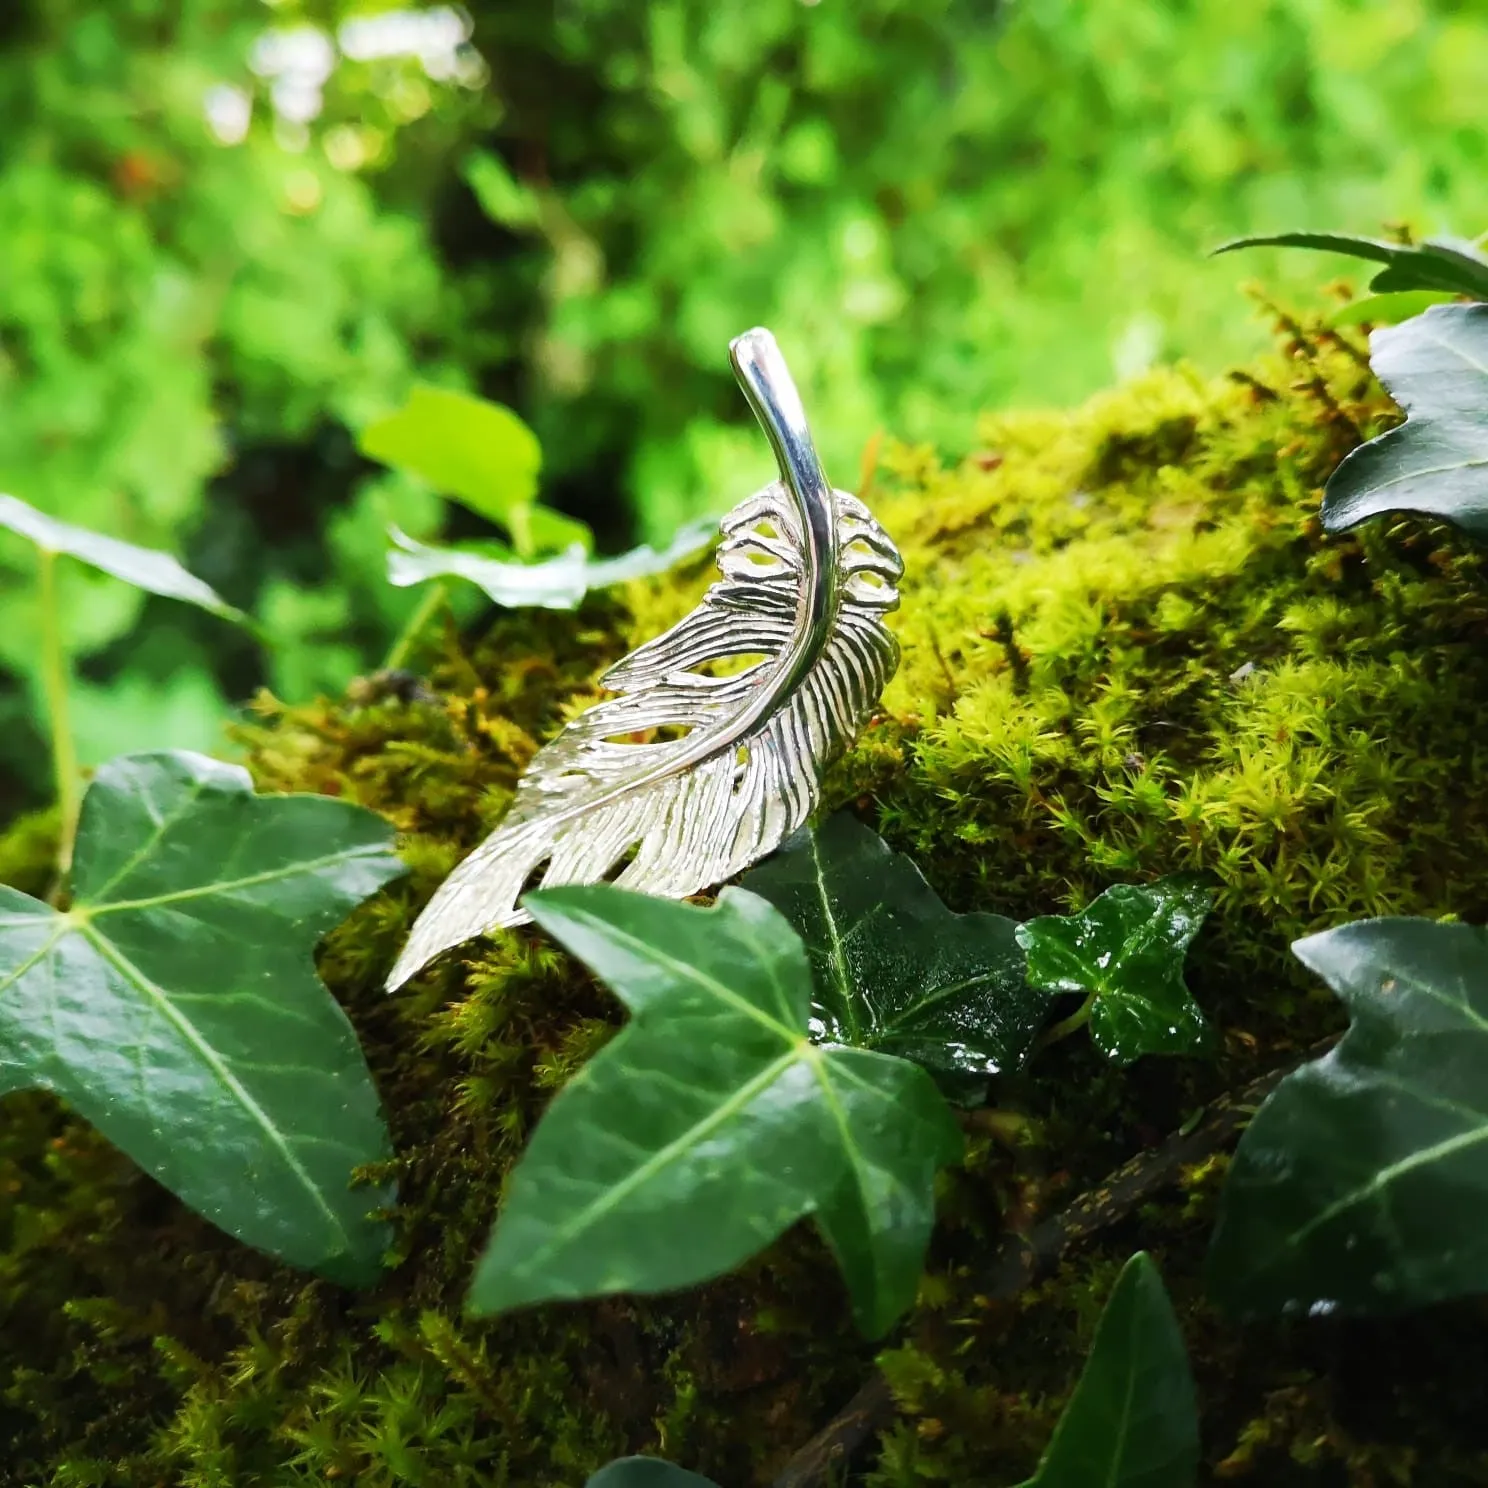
[386,328,903,990]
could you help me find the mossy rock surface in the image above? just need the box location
[6,311,1488,1485]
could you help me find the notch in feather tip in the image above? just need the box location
[385,327,904,991]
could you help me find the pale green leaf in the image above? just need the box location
[0,493,247,624]
[1329,291,1457,328]
[386,516,717,611]
[358,384,589,551]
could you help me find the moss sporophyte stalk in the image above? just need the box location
[8,309,1488,1483]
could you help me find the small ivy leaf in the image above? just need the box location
[386,515,718,612]
[1207,917,1488,1318]
[467,885,963,1338]
[0,752,405,1284]
[1322,304,1488,537]
[358,383,590,551]
[1213,232,1488,300]
[1015,878,1213,1066]
[740,812,1047,1090]
[1019,1252,1199,1488]
[0,493,248,625]
[586,1460,719,1488]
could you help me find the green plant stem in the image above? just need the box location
[507,502,536,562]
[383,582,449,672]
[1035,988,1098,1051]
[37,546,79,881]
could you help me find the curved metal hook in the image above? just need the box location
[728,327,839,684]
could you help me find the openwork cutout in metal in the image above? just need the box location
[387,328,904,989]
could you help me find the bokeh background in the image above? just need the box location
[2,0,1485,820]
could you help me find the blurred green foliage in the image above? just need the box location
[0,0,470,807]
[466,0,1488,538]
[2,0,1486,813]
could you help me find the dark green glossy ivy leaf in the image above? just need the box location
[0,492,248,624]
[358,383,589,552]
[1321,304,1488,537]
[1015,878,1213,1066]
[386,514,717,612]
[1214,232,1488,299]
[740,813,1047,1089]
[0,752,404,1284]
[1208,917,1488,1318]
[1020,1252,1199,1488]
[586,1458,720,1488]
[467,885,963,1337]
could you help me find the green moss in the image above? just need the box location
[0,804,60,901]
[8,307,1488,1484]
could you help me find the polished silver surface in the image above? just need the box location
[387,327,904,990]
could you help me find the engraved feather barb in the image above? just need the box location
[386,328,903,990]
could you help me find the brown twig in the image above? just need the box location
[771,1042,1335,1488]
[923,619,959,709]
[989,608,1030,695]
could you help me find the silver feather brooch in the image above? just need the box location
[387,328,904,990]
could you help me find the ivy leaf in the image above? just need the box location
[1208,917,1488,1318]
[386,514,717,612]
[0,492,248,625]
[1214,232,1488,299]
[1015,878,1213,1066]
[740,812,1047,1091]
[0,752,405,1284]
[358,383,590,552]
[467,885,963,1338]
[586,1459,720,1488]
[1321,304,1488,537]
[1020,1252,1199,1488]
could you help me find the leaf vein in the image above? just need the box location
[76,924,351,1248]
